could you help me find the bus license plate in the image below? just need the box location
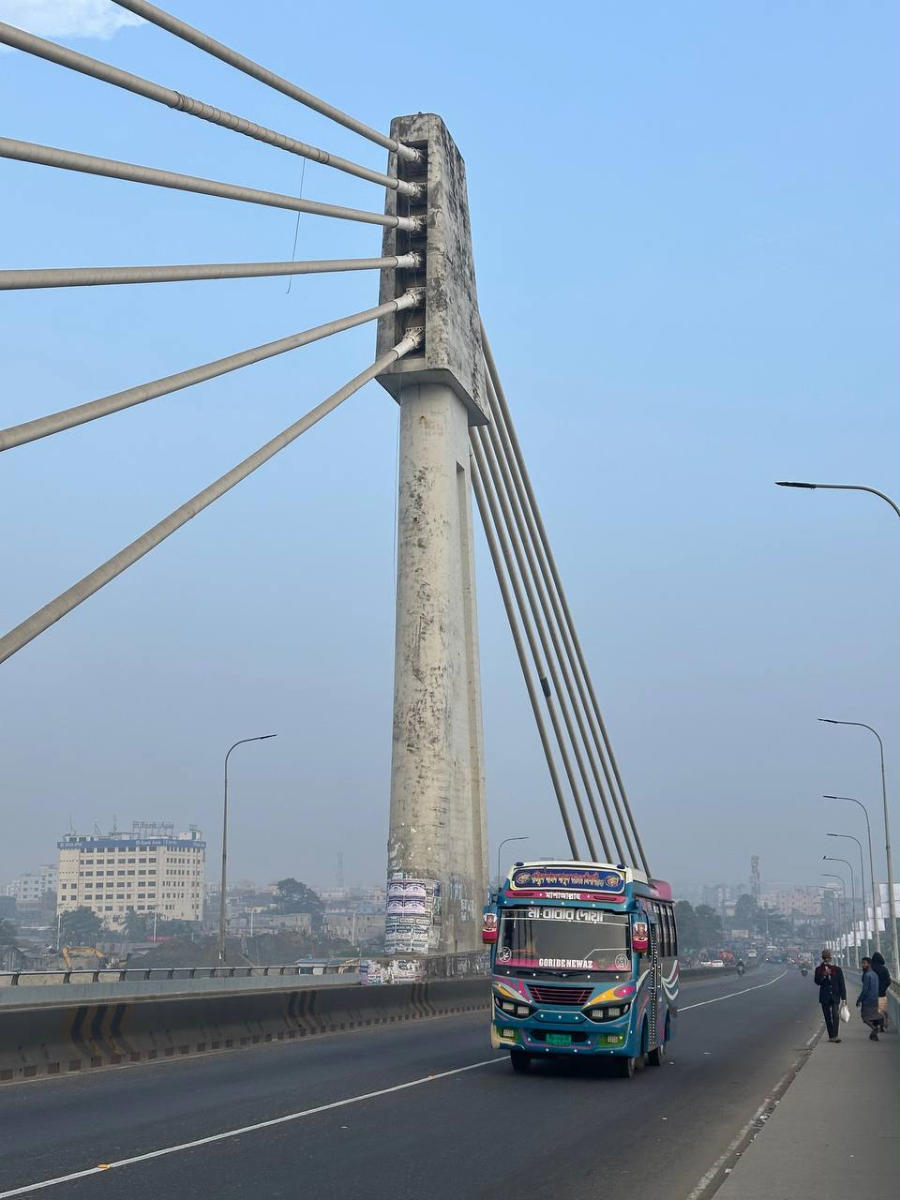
[546,1033,571,1047]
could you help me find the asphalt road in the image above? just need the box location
[1,966,821,1200]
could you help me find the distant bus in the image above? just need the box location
[483,860,678,1078]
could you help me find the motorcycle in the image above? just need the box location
[736,962,745,976]
[800,966,809,977]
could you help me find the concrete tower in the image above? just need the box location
[377,114,489,954]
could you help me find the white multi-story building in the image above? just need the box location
[57,822,205,926]
[4,864,58,907]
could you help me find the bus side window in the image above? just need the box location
[657,902,672,955]
[662,906,672,957]
[669,905,678,955]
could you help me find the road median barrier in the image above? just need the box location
[0,977,490,1082]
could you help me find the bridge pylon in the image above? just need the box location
[377,114,489,954]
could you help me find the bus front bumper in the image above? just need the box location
[491,1014,633,1056]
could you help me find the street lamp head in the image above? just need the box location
[817,718,838,725]
[259,734,278,740]
[775,481,817,489]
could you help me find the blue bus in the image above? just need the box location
[482,860,678,1077]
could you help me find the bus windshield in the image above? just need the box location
[495,907,631,977]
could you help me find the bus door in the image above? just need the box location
[647,912,661,1050]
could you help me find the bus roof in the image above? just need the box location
[502,860,672,901]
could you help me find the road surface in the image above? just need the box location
[1,965,820,1199]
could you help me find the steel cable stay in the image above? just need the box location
[480,387,625,863]
[0,139,422,232]
[0,290,423,451]
[470,433,599,860]
[469,455,581,860]
[0,328,424,668]
[480,324,651,875]
[110,0,420,163]
[484,372,639,867]
[0,253,420,292]
[0,22,421,198]
[475,424,610,861]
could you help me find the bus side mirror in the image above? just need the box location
[632,920,649,955]
[482,911,498,944]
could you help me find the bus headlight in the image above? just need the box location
[495,995,533,1018]
[584,1002,630,1023]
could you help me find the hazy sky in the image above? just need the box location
[1,1,897,900]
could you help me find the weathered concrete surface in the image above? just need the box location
[376,113,487,422]
[387,382,487,955]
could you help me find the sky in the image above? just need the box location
[0,0,897,901]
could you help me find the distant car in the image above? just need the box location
[747,949,758,959]
[707,959,725,968]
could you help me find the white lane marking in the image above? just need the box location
[0,969,792,1196]
[0,1058,504,1198]
[679,970,788,1011]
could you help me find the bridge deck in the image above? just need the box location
[1,966,829,1200]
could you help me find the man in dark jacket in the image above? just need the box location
[870,951,891,1032]
[814,949,846,1042]
[857,957,881,1040]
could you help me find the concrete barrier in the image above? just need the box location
[0,977,490,1082]
[0,971,354,1009]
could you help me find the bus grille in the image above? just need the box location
[528,985,593,1006]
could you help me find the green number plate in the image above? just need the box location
[546,1032,572,1047]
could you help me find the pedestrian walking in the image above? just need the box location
[856,957,881,1040]
[814,949,846,1042]
[870,951,891,1032]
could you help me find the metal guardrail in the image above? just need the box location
[1,952,490,989]
[0,963,334,987]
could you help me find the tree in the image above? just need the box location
[756,904,791,940]
[0,917,18,948]
[694,904,723,949]
[121,910,152,941]
[674,900,700,951]
[59,907,104,947]
[733,894,756,929]
[274,879,324,931]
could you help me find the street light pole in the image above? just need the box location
[819,720,898,975]
[827,833,869,954]
[775,480,900,520]
[219,734,277,964]
[821,873,848,965]
[824,856,858,968]
[496,836,529,894]
[824,795,881,956]
[776,479,898,968]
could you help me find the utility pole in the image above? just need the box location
[377,114,490,955]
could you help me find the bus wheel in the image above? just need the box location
[618,1055,636,1078]
[510,1050,531,1073]
[648,1040,666,1066]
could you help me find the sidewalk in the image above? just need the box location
[715,1000,899,1199]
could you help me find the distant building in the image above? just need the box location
[701,883,737,911]
[57,821,205,927]
[323,911,386,943]
[759,888,822,918]
[252,911,313,934]
[4,864,58,909]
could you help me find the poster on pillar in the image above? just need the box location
[385,876,440,954]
